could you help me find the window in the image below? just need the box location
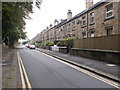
[82,29,87,38]
[66,25,68,32]
[58,28,62,32]
[90,31,94,37]
[90,29,95,37]
[72,21,76,31]
[68,24,71,32]
[64,25,67,33]
[105,4,113,18]
[82,16,86,26]
[106,26,113,36]
[90,12,94,24]
[52,30,54,35]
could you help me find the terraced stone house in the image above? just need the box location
[31,0,120,46]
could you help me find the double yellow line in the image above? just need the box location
[17,52,32,89]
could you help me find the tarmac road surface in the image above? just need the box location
[18,49,117,88]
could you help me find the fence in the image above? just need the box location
[73,34,120,51]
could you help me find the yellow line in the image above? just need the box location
[37,51,120,89]
[17,52,26,88]
[19,53,32,89]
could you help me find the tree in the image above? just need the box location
[2,1,42,47]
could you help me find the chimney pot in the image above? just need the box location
[50,24,52,27]
[54,19,58,25]
[86,0,93,9]
[67,9,72,20]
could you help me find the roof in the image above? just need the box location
[55,19,67,28]
[55,0,107,28]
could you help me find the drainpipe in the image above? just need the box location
[87,12,89,38]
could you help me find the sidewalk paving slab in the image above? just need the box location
[2,49,21,88]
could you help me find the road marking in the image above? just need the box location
[106,64,116,67]
[17,52,26,88]
[17,52,32,89]
[37,51,120,89]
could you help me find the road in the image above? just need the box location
[18,49,117,88]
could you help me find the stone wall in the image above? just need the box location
[70,48,120,65]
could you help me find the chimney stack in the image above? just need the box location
[46,26,49,30]
[86,0,93,9]
[50,24,52,28]
[67,10,72,20]
[54,19,58,25]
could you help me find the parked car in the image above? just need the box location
[27,45,30,48]
[29,45,36,49]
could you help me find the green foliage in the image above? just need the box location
[40,37,76,47]
[40,41,54,46]
[56,40,66,46]
[44,41,49,46]
[34,42,41,47]
[40,43,44,46]
[2,1,42,47]
[54,40,59,45]
[48,41,54,46]
[56,37,76,46]
[22,40,28,45]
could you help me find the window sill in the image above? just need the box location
[81,25,87,28]
[82,36,87,39]
[89,22,95,26]
[72,29,76,31]
[104,16,115,21]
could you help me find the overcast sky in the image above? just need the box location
[25,0,100,40]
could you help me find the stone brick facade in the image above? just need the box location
[31,0,120,45]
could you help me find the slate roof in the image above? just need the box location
[55,0,107,28]
[55,19,67,28]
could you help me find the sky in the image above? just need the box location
[25,0,100,40]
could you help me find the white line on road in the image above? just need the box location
[17,52,32,89]
[37,51,120,89]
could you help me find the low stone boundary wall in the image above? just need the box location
[70,48,120,65]
[40,46,51,50]
[59,47,67,54]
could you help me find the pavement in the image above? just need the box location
[37,48,120,83]
[2,49,21,88]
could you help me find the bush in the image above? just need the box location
[54,40,59,45]
[56,37,76,46]
[40,41,54,46]
[40,37,76,47]
[48,41,54,46]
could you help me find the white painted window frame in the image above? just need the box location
[105,4,113,19]
[82,16,86,26]
[90,12,94,24]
